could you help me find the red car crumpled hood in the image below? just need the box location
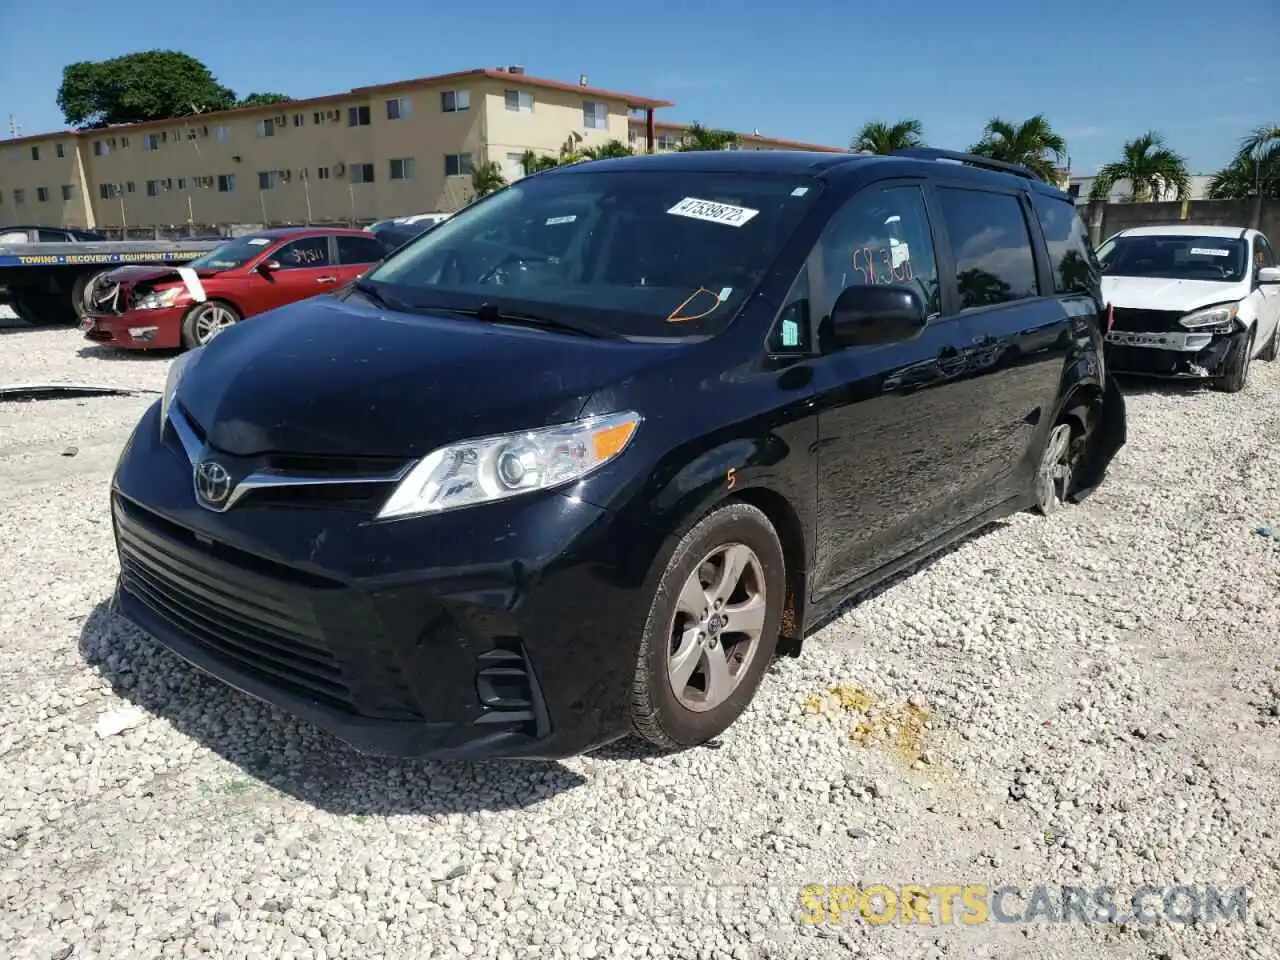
[104,264,180,284]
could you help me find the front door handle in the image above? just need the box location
[317,276,337,284]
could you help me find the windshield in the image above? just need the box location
[187,235,275,271]
[1097,235,1247,283]
[365,169,822,339]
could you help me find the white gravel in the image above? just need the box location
[1,328,1278,960]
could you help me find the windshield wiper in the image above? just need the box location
[352,278,409,312]
[434,302,620,339]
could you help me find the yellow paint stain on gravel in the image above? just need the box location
[802,684,935,767]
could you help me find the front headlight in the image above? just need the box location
[1179,303,1239,330]
[159,347,202,433]
[134,286,185,310]
[376,411,642,519]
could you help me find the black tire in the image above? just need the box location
[180,301,241,350]
[1033,420,1078,517]
[1258,322,1279,362]
[630,502,786,750]
[1213,329,1254,393]
[12,292,77,327]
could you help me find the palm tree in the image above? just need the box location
[1207,152,1280,200]
[520,149,559,176]
[851,119,924,154]
[969,115,1067,182]
[581,139,634,160]
[1088,132,1191,202]
[1240,124,1280,166]
[677,122,739,152]
[470,162,507,198]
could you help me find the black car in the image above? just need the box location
[365,214,451,255]
[108,148,1126,760]
[0,224,108,244]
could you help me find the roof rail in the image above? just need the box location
[887,147,1046,183]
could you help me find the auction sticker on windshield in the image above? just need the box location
[667,197,759,227]
[1189,248,1230,257]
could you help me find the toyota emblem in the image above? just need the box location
[195,460,233,508]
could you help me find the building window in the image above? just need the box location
[13,189,24,204]
[350,163,375,184]
[627,129,637,148]
[444,153,474,177]
[317,166,330,180]
[440,90,470,113]
[31,146,40,161]
[293,113,305,127]
[504,90,534,113]
[583,100,608,130]
[98,184,115,200]
[143,133,162,151]
[176,178,185,190]
[386,97,412,120]
[93,140,109,157]
[217,174,235,193]
[657,133,679,150]
[36,187,49,202]
[347,105,371,127]
[312,111,323,125]
[258,170,281,190]
[213,126,230,142]
[61,185,74,201]
[125,181,135,193]
[121,136,130,147]
[389,157,415,180]
[56,143,65,158]
[145,180,161,197]
[256,118,275,138]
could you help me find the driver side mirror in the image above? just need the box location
[1258,266,1280,285]
[828,285,928,349]
[257,259,281,276]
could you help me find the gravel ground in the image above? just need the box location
[1,328,1278,960]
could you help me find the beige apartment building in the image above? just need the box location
[0,66,846,233]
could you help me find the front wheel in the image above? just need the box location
[1213,329,1254,393]
[181,301,240,350]
[630,503,786,750]
[1257,322,1278,362]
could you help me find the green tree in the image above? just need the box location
[676,122,739,151]
[1240,124,1280,167]
[1089,132,1192,202]
[581,139,634,160]
[471,162,507,198]
[520,150,560,175]
[851,119,924,154]
[969,115,1067,181]
[1207,153,1280,200]
[57,51,238,128]
[237,92,294,108]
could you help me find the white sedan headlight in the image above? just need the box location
[160,347,202,433]
[1179,303,1239,330]
[377,411,642,519]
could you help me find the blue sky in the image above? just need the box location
[0,0,1275,175]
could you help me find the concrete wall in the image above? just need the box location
[1083,198,1278,245]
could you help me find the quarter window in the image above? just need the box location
[937,188,1039,308]
[274,237,331,269]
[1254,235,1276,269]
[1030,191,1100,295]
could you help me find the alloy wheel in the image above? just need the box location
[667,543,767,712]
[1036,423,1074,515]
[195,305,237,344]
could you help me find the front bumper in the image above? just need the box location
[1104,326,1246,379]
[107,401,646,759]
[82,306,185,349]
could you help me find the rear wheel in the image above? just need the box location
[631,503,785,750]
[1213,328,1254,393]
[181,301,240,349]
[1034,422,1077,516]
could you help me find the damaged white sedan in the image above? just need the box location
[1100,225,1280,392]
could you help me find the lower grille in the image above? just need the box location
[113,497,356,713]
[1105,345,1185,376]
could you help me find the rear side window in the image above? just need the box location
[1031,192,1100,295]
[336,235,386,265]
[936,188,1039,309]
[275,236,331,269]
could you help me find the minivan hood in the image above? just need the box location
[178,295,680,458]
[1101,274,1244,313]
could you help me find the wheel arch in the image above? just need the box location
[723,486,808,658]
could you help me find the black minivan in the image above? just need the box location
[108,148,1126,760]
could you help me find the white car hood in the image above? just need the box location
[1101,275,1241,313]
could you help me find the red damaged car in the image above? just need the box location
[80,227,387,350]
